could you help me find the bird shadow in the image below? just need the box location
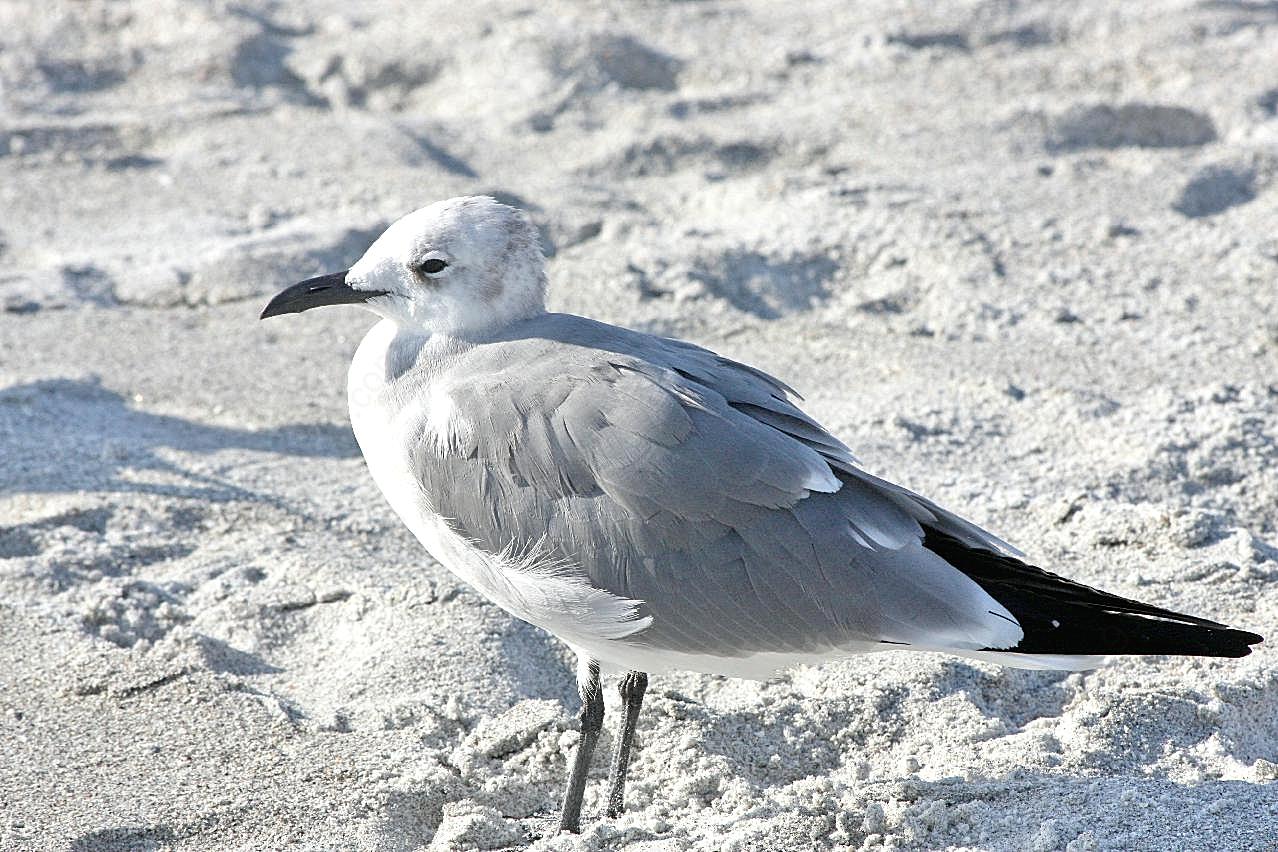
[0,377,358,504]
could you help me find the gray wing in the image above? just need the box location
[409,313,1022,658]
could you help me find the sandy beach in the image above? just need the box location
[2,1,1277,849]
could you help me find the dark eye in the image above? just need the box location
[418,258,448,274]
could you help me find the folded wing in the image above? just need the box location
[407,314,1025,659]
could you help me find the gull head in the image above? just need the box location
[261,196,547,336]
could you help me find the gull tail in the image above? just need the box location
[922,527,1263,666]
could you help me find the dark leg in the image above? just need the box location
[605,670,648,819]
[559,660,603,834]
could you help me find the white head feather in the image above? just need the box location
[348,196,547,336]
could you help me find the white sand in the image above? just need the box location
[2,1,1277,849]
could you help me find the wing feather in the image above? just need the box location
[406,314,1023,658]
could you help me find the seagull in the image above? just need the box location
[261,196,1262,833]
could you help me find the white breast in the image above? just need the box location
[346,319,652,654]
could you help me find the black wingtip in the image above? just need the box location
[1216,628,1264,657]
[923,527,1265,659]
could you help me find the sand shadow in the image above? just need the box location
[859,773,1278,848]
[70,825,177,852]
[197,635,285,676]
[497,618,577,706]
[691,661,1076,785]
[692,695,849,785]
[69,811,231,851]
[0,377,358,502]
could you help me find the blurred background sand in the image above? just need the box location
[1,1,1277,849]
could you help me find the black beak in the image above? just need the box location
[259,270,388,319]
